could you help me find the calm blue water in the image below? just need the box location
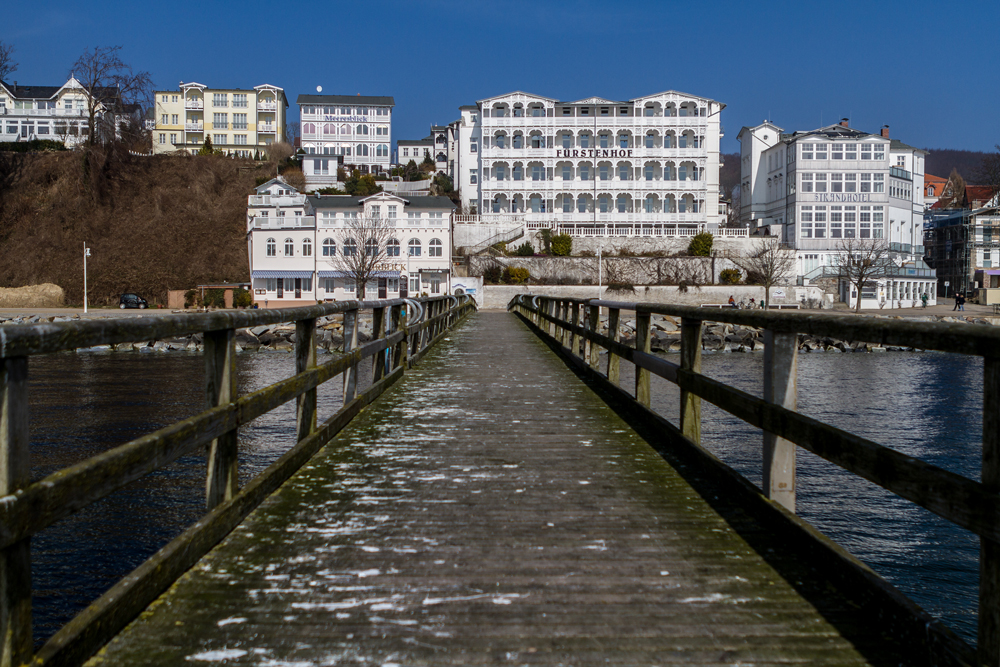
[24,348,982,647]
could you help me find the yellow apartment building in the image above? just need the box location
[152,82,287,156]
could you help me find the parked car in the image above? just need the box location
[119,293,148,309]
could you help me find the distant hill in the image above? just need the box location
[923,148,992,182]
[0,148,293,306]
[720,152,740,198]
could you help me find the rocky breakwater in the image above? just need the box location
[0,313,376,353]
[604,313,1000,354]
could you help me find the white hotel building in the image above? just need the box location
[454,90,726,239]
[739,120,936,308]
[297,94,394,189]
[247,178,454,307]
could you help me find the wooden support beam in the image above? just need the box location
[981,355,1000,665]
[570,303,580,357]
[588,304,600,371]
[391,305,407,370]
[295,318,317,443]
[372,307,386,383]
[0,357,31,667]
[204,330,238,510]
[635,310,651,407]
[680,317,702,444]
[763,330,797,513]
[343,308,359,404]
[607,308,621,386]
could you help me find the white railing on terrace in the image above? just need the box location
[185,123,204,132]
[522,221,705,238]
[257,102,277,111]
[480,179,705,191]
[1,108,88,117]
[716,227,749,238]
[454,214,526,225]
[184,100,204,109]
[259,124,276,133]
[482,147,707,160]
[248,195,309,207]
[249,216,315,229]
[482,116,709,130]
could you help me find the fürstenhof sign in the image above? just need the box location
[555,149,634,158]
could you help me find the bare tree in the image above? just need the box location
[834,238,892,312]
[70,46,153,146]
[0,41,17,81]
[938,168,967,209]
[327,215,395,299]
[977,145,1000,205]
[729,237,796,309]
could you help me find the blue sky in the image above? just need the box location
[5,0,999,154]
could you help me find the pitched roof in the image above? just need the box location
[297,94,394,106]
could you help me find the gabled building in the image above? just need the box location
[0,76,134,146]
[151,82,287,156]
[247,179,454,306]
[297,93,394,188]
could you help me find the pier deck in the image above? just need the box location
[87,312,919,666]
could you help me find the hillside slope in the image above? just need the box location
[0,149,285,306]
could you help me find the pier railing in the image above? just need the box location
[0,294,475,667]
[510,294,1000,667]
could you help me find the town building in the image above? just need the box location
[738,120,936,308]
[397,136,432,164]
[247,178,454,307]
[924,191,1000,300]
[0,76,138,146]
[151,82,287,156]
[453,90,726,239]
[923,173,948,209]
[297,94,394,189]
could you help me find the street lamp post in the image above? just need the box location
[83,242,91,313]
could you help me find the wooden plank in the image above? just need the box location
[635,311,651,406]
[981,355,1000,665]
[0,357,31,667]
[371,307,386,383]
[763,330,797,513]
[343,307,359,405]
[680,317,702,444]
[570,302,580,357]
[675,370,1000,543]
[607,308,621,386]
[296,318,317,443]
[392,305,407,371]
[204,329,238,510]
[588,304,600,371]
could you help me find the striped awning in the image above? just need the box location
[252,270,314,279]
[318,270,400,279]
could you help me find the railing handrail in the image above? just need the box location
[0,294,477,665]
[508,293,996,665]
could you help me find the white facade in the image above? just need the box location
[738,120,935,308]
[0,77,119,146]
[297,94,394,189]
[247,180,454,306]
[455,90,725,238]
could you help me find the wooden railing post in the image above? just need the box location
[635,310,651,406]
[343,307,359,404]
[295,317,317,442]
[980,355,1000,664]
[547,299,557,338]
[763,329,797,513]
[561,300,570,347]
[392,304,407,370]
[607,307,621,385]
[680,317,702,444]
[588,303,600,371]
[1,357,31,667]
[205,329,238,510]
[570,302,580,357]
[372,306,387,382]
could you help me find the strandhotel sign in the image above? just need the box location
[811,193,882,203]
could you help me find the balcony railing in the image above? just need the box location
[248,195,309,207]
[259,124,276,133]
[185,123,204,132]
[1,108,87,117]
[890,166,912,181]
[257,102,277,111]
[212,122,229,130]
[249,215,315,229]
[184,100,204,110]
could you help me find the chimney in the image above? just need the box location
[840,118,849,127]
[881,125,890,138]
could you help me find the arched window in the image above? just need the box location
[341,124,349,135]
[616,195,628,213]
[619,134,629,149]
[495,134,506,148]
[408,239,422,256]
[513,165,523,181]
[645,132,655,148]
[302,238,312,257]
[356,124,363,134]
[512,134,523,149]
[365,239,378,256]
[530,134,543,148]
[323,124,335,135]
[363,125,369,135]
[343,238,357,257]
[266,238,276,257]
[322,238,336,256]
[429,238,443,257]
[284,238,294,256]
[386,238,400,257]
[303,122,316,135]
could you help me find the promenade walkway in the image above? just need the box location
[87,311,920,666]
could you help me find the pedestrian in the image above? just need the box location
[958,293,966,311]
[921,293,928,309]
[729,295,737,308]
[264,297,269,309]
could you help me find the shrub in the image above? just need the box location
[538,228,552,254]
[0,140,67,153]
[551,233,572,257]
[491,241,508,255]
[719,268,741,284]
[687,232,714,256]
[233,288,253,308]
[482,264,503,284]
[577,249,595,257]
[204,288,226,308]
[502,266,531,284]
[512,242,535,256]
[184,289,198,308]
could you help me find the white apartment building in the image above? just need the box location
[738,120,936,308]
[0,77,134,146]
[247,179,454,306]
[397,125,451,174]
[152,82,287,156]
[297,94,394,189]
[454,90,725,239]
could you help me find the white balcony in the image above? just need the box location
[259,124,276,134]
[185,123,204,132]
[212,122,229,130]
[1,107,87,117]
[257,102,277,111]
[185,100,204,110]
[248,194,308,207]
[249,215,315,229]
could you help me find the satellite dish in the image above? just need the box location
[316,85,323,93]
